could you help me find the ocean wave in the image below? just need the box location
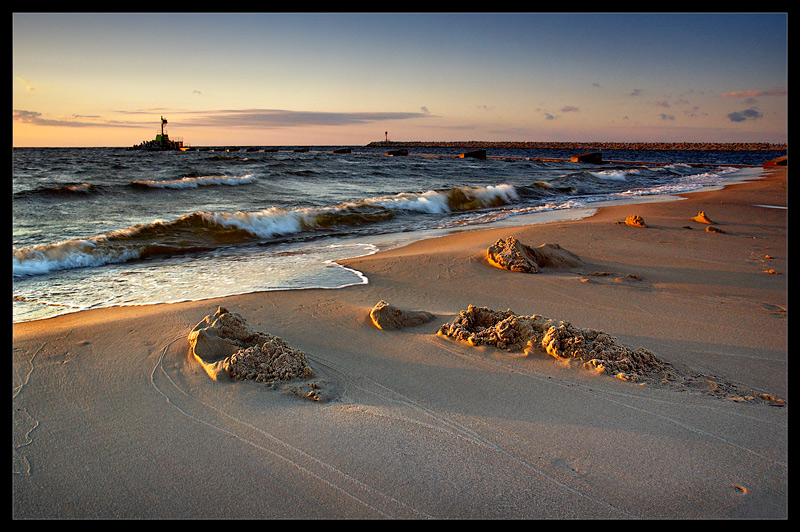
[363,183,520,213]
[588,168,641,181]
[13,182,104,199]
[12,183,522,277]
[130,174,257,189]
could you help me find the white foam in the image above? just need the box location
[364,190,451,213]
[132,174,256,188]
[204,208,306,238]
[590,168,639,181]
[13,239,141,277]
[363,184,519,214]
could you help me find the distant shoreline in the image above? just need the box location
[366,140,786,151]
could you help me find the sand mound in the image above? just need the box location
[438,305,785,404]
[693,211,716,224]
[370,300,436,330]
[438,305,671,383]
[623,214,647,228]
[188,307,314,384]
[486,237,582,273]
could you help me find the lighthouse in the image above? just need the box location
[129,116,184,151]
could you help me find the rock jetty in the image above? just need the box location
[366,140,786,152]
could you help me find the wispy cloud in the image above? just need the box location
[13,110,142,128]
[15,108,433,130]
[538,105,578,120]
[15,77,35,91]
[719,88,786,98]
[177,109,432,128]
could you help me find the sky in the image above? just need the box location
[12,12,788,147]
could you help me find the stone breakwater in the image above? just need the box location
[366,140,786,151]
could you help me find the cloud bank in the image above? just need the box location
[14,108,432,130]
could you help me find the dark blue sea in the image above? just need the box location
[12,145,782,323]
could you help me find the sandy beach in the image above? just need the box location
[13,167,787,519]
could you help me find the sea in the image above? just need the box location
[12,145,784,323]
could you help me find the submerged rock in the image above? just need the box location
[370,300,436,330]
[486,237,582,273]
[188,307,314,384]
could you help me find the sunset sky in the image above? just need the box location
[13,12,788,147]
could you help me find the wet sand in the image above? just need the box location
[13,168,787,519]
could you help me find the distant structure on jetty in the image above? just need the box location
[129,117,186,151]
[366,140,786,152]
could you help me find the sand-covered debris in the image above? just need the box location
[370,300,436,329]
[486,237,582,273]
[438,305,672,383]
[189,306,314,384]
[693,211,716,224]
[623,214,647,228]
[438,305,785,404]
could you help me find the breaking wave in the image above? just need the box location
[130,174,257,188]
[13,182,105,199]
[13,183,522,277]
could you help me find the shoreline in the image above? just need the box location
[13,167,787,518]
[11,166,767,326]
